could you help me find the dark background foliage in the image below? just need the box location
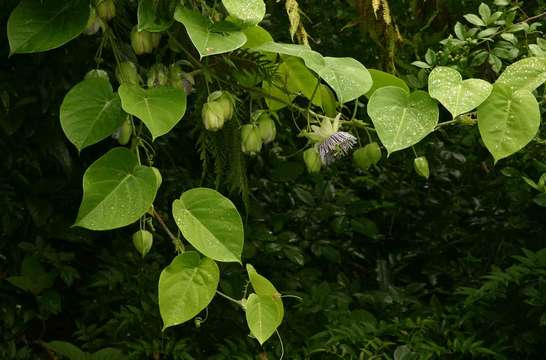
[2,0,546,359]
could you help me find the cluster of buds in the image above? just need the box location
[168,65,195,94]
[95,0,116,21]
[353,142,382,171]
[240,111,278,155]
[131,26,161,55]
[202,91,235,132]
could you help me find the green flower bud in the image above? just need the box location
[241,124,262,155]
[303,148,322,173]
[132,230,153,258]
[147,64,169,88]
[131,26,154,55]
[353,142,382,170]
[115,61,141,85]
[95,0,115,21]
[84,69,109,81]
[209,91,234,121]
[257,113,276,144]
[116,118,133,145]
[202,101,225,131]
[83,8,101,35]
[414,156,430,179]
[150,32,161,49]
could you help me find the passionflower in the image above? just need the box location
[308,115,356,165]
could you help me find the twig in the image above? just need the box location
[151,209,184,252]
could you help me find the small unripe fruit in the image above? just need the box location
[209,91,234,121]
[116,118,133,145]
[84,69,109,81]
[353,142,382,171]
[132,230,153,257]
[257,113,276,144]
[83,8,101,35]
[303,148,322,173]
[131,26,154,55]
[115,61,141,85]
[152,167,162,189]
[95,0,116,21]
[202,101,225,131]
[241,124,263,155]
[147,64,169,88]
[414,156,430,179]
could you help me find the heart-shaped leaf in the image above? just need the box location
[477,84,540,162]
[174,6,247,58]
[137,0,174,32]
[280,56,321,106]
[159,252,219,330]
[245,293,283,345]
[222,0,266,26]
[75,147,158,230]
[60,78,126,151]
[7,0,89,55]
[496,57,546,92]
[172,188,244,263]
[254,42,372,103]
[118,85,186,140]
[368,86,439,155]
[247,264,280,296]
[366,69,410,98]
[429,66,493,118]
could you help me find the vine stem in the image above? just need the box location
[151,208,184,252]
[216,290,243,306]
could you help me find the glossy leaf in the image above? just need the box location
[137,0,174,32]
[477,84,540,162]
[60,78,126,151]
[75,148,158,230]
[496,57,546,92]
[245,293,283,345]
[366,69,410,98]
[174,6,247,58]
[172,188,244,263]
[7,0,89,54]
[428,66,493,118]
[222,0,266,26]
[118,85,186,140]
[280,56,321,106]
[159,252,219,330]
[368,86,439,154]
[247,264,280,296]
[242,26,273,48]
[254,42,372,103]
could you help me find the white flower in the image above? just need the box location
[307,115,357,165]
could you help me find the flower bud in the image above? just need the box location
[303,148,322,173]
[414,156,430,179]
[168,65,194,93]
[353,142,382,170]
[150,32,161,49]
[202,101,225,131]
[131,26,154,55]
[115,118,132,145]
[209,91,234,121]
[83,8,101,35]
[257,112,276,144]
[132,230,153,258]
[95,0,116,22]
[84,69,109,81]
[241,124,263,155]
[147,64,169,88]
[115,61,141,85]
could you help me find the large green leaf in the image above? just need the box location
[159,252,219,330]
[60,78,126,151]
[477,84,540,162]
[366,69,410,98]
[496,57,546,92]
[118,85,186,140]
[174,6,247,58]
[137,0,174,32]
[262,79,294,111]
[75,148,158,230]
[222,0,266,26]
[280,56,321,106]
[428,66,493,118]
[367,86,439,155]
[254,42,372,103]
[172,188,244,263]
[245,293,283,345]
[7,0,89,55]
